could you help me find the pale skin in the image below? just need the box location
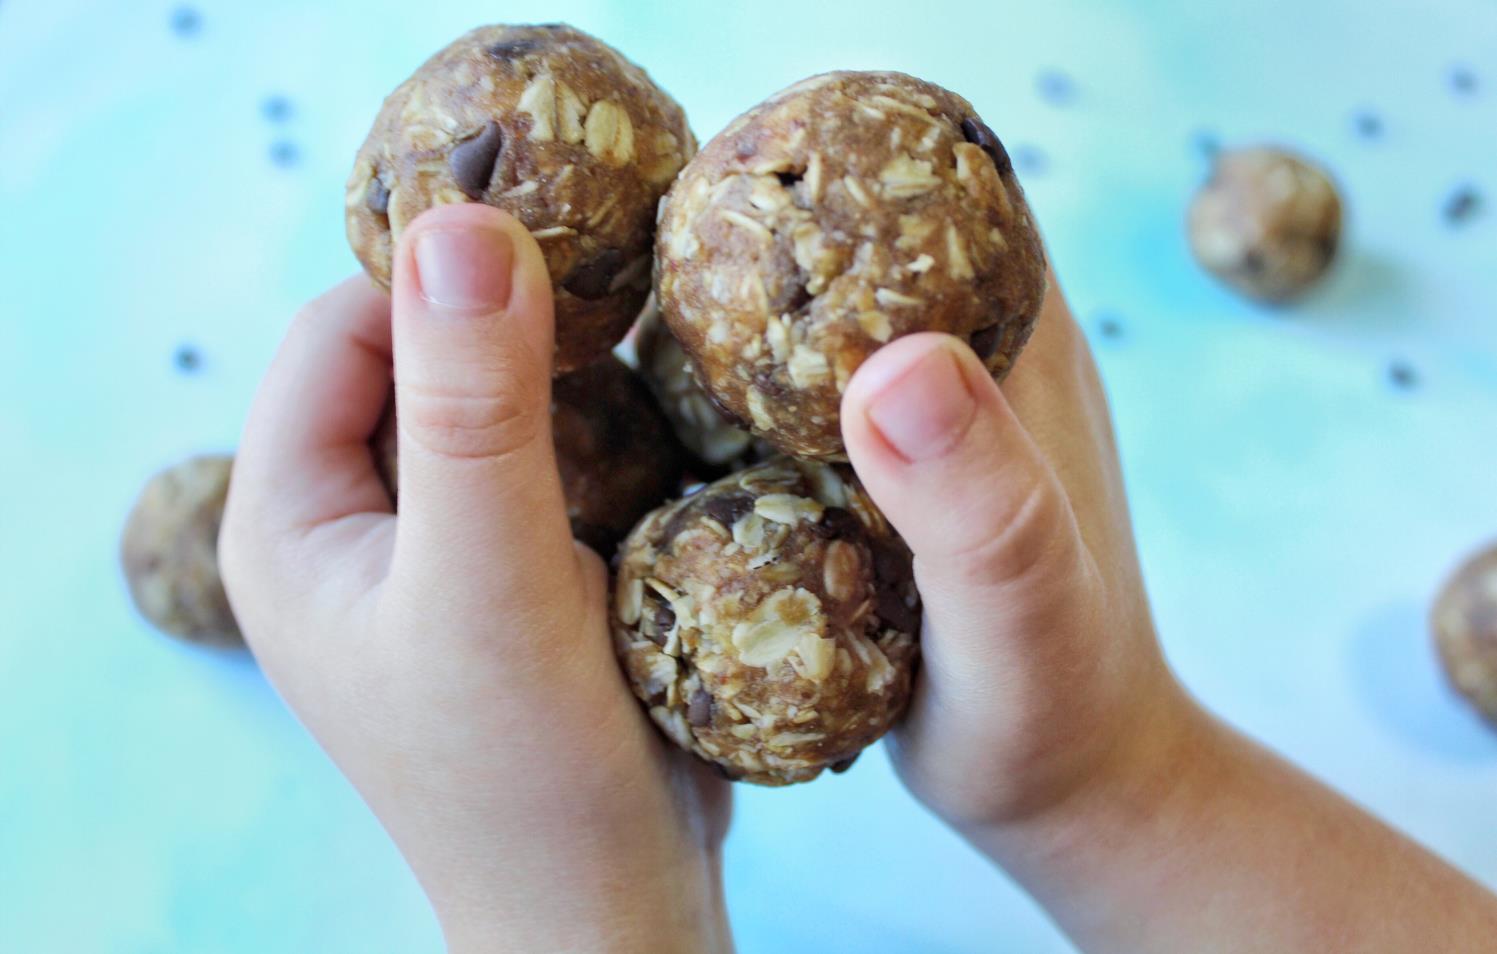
[221,203,1497,952]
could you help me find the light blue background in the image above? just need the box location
[2,1,1494,951]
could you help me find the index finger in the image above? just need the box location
[232,275,395,538]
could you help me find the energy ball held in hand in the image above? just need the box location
[374,356,685,556]
[346,23,695,373]
[612,459,920,785]
[120,454,240,647]
[1187,146,1342,304]
[635,297,759,474]
[655,70,1047,461]
[1432,543,1497,728]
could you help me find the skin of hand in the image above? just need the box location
[840,277,1497,952]
[219,203,732,954]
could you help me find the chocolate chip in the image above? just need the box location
[1241,249,1266,276]
[877,585,921,634]
[700,493,754,529]
[1353,110,1383,139]
[1443,185,1481,225]
[1013,144,1048,175]
[776,170,803,187]
[960,117,1012,174]
[1387,360,1418,390]
[1035,69,1076,106]
[1450,65,1477,94]
[871,539,912,587]
[1097,314,1124,339]
[449,122,503,199]
[652,599,677,635]
[970,324,1002,360]
[810,506,864,540]
[365,176,390,217]
[269,141,300,168]
[487,38,543,58]
[261,95,292,123]
[169,6,202,37]
[687,689,714,726]
[1191,130,1221,160]
[173,345,201,373]
[563,249,625,300]
[830,755,859,774]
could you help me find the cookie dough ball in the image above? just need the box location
[655,71,1047,461]
[373,357,685,555]
[612,458,921,785]
[1432,543,1497,726]
[635,296,757,472]
[1187,146,1342,303]
[120,455,240,647]
[346,23,695,372]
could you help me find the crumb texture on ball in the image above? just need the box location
[1187,146,1342,303]
[1433,543,1497,726]
[120,454,241,646]
[654,70,1047,461]
[346,23,695,372]
[373,356,685,556]
[611,458,920,785]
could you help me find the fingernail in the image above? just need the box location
[866,343,978,461]
[414,227,514,311]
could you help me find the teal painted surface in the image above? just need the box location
[1,2,1493,951]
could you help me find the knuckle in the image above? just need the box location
[396,381,544,463]
[949,479,1077,587]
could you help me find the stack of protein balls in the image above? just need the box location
[122,23,1048,785]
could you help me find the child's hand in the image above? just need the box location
[220,204,731,953]
[841,277,1497,952]
[841,276,1176,828]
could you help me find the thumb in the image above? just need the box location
[388,203,578,599]
[841,333,1095,646]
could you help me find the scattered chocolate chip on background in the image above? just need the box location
[1387,360,1418,391]
[261,95,293,123]
[1443,185,1482,225]
[1013,143,1049,175]
[1035,69,1077,106]
[1353,110,1383,139]
[173,345,201,374]
[1449,65,1478,95]
[1097,314,1124,340]
[169,5,201,38]
[269,140,300,168]
[1191,129,1221,159]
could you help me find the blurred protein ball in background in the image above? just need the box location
[1187,146,1343,304]
[1432,543,1497,728]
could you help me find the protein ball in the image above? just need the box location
[373,357,685,555]
[1432,543,1497,727]
[1187,146,1342,303]
[120,454,240,646]
[635,295,757,473]
[346,23,695,373]
[611,458,921,785]
[655,70,1047,461]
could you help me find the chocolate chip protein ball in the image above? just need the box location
[612,458,920,785]
[634,296,757,473]
[120,455,240,647]
[655,70,1047,461]
[1432,543,1497,727]
[373,357,685,555]
[1187,146,1343,303]
[346,23,695,373]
